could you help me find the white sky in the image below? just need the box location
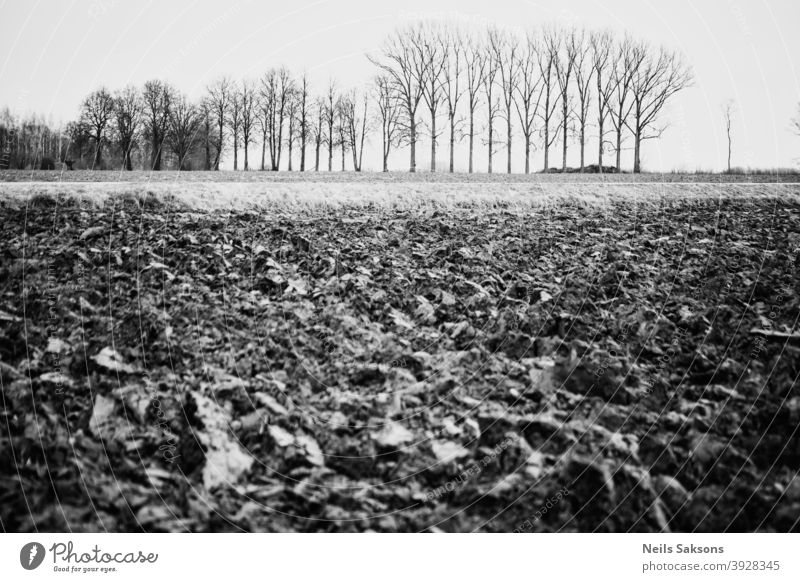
[1,0,799,172]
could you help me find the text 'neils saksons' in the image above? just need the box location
[643,544,724,554]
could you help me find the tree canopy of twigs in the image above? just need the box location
[8,20,701,173]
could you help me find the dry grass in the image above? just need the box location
[3,181,800,213]
[3,169,800,184]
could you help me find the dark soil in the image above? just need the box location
[1,192,798,532]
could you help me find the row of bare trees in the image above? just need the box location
[370,22,694,173]
[2,20,696,173]
[0,108,71,170]
[61,81,207,170]
[203,72,373,173]
[54,71,372,171]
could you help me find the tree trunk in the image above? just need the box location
[562,109,568,171]
[357,113,366,172]
[328,138,333,172]
[315,139,320,171]
[215,121,224,171]
[151,134,158,171]
[487,118,493,174]
[430,112,436,172]
[543,124,549,171]
[598,117,604,174]
[596,73,603,175]
[288,143,293,171]
[124,148,133,171]
[276,119,284,170]
[151,139,162,171]
[204,127,211,170]
[727,131,731,173]
[615,127,622,172]
[233,142,238,170]
[449,117,455,173]
[579,125,585,172]
[633,126,641,173]
[468,113,474,173]
[93,136,102,167]
[300,135,306,171]
[260,139,266,171]
[409,114,416,173]
[270,139,277,170]
[524,139,530,174]
[506,116,512,174]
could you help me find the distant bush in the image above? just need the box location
[582,164,620,174]
[739,167,800,175]
[670,167,800,176]
[540,165,620,174]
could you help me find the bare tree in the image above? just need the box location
[142,80,173,171]
[259,67,293,171]
[81,88,114,168]
[335,96,349,171]
[608,36,639,172]
[313,97,325,171]
[199,98,213,170]
[413,23,447,172]
[65,120,91,166]
[298,74,309,171]
[3,113,71,170]
[375,75,401,172]
[464,34,486,173]
[572,29,593,171]
[341,89,369,171]
[207,76,233,170]
[257,93,268,171]
[538,28,560,171]
[368,25,426,172]
[590,30,617,173]
[513,33,544,174]
[167,93,201,170]
[228,88,243,170]
[324,81,337,171]
[722,100,734,173]
[483,40,502,173]
[490,27,519,174]
[355,93,369,172]
[275,68,294,170]
[286,89,298,171]
[239,80,257,171]
[627,43,693,173]
[555,27,578,171]
[441,26,465,173]
[113,86,142,171]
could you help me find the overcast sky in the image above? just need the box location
[1,0,799,172]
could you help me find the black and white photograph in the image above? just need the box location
[1,0,799,578]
